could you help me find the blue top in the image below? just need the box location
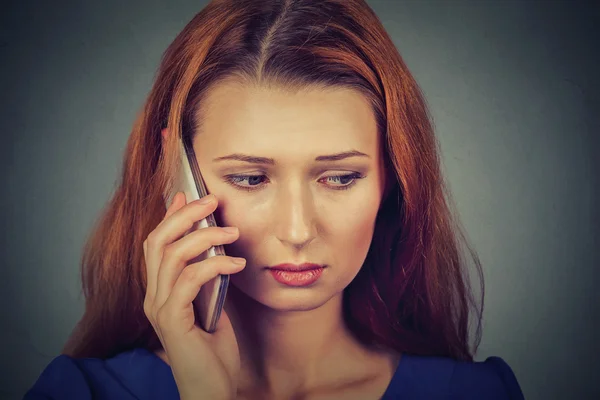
[24,348,524,399]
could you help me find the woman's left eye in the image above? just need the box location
[224,172,365,192]
[320,173,365,190]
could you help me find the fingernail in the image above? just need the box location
[223,227,238,234]
[199,194,214,205]
[232,257,246,265]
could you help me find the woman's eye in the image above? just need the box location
[225,175,268,192]
[224,172,365,192]
[319,173,365,190]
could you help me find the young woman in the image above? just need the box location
[25,0,524,399]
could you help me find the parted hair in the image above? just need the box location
[63,0,484,362]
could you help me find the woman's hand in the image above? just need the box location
[143,192,244,400]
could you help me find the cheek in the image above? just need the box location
[213,197,267,258]
[328,196,381,262]
[337,210,377,254]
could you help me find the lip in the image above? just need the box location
[267,263,325,271]
[267,267,324,287]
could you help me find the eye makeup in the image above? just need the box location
[223,172,366,192]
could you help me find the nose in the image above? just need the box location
[273,181,317,250]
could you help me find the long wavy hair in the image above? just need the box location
[63,0,484,362]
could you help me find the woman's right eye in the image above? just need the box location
[224,175,269,192]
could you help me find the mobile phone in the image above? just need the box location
[162,134,229,333]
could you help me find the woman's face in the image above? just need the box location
[192,80,386,311]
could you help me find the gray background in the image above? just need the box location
[1,0,598,399]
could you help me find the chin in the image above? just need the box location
[228,274,342,313]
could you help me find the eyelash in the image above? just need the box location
[224,172,366,193]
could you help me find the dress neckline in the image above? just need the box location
[131,347,407,399]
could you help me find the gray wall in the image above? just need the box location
[1,0,598,399]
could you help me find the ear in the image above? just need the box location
[161,128,169,139]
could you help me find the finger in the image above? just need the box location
[144,191,187,299]
[165,191,185,219]
[157,191,188,232]
[145,192,184,259]
[154,226,240,308]
[157,194,218,240]
[144,195,217,300]
[160,255,246,326]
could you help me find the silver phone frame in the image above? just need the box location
[164,135,230,333]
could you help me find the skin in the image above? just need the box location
[155,80,400,399]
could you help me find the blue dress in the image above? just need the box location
[24,348,524,399]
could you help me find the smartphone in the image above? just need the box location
[163,134,229,333]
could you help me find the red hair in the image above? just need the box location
[64,0,484,362]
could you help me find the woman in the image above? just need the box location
[25,0,524,399]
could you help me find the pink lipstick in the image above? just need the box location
[266,263,325,287]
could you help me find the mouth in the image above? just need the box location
[265,263,326,287]
[266,263,325,271]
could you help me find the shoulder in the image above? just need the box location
[383,353,524,400]
[24,348,178,400]
[449,356,525,399]
[23,354,93,399]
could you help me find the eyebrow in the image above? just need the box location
[212,150,370,164]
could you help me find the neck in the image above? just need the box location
[224,284,372,395]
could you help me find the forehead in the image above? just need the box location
[194,81,379,158]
